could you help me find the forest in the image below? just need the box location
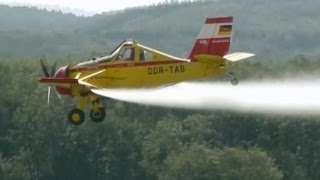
[1,0,320,180]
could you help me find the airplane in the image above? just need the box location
[38,16,255,125]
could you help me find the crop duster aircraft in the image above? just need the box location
[38,16,255,125]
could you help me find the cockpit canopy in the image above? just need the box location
[74,40,186,68]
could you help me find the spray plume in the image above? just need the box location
[92,80,320,115]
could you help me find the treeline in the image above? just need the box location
[1,0,320,60]
[1,56,320,179]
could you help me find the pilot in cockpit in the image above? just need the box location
[118,48,135,61]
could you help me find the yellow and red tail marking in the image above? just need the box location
[189,16,233,60]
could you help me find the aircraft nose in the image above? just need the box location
[54,66,69,78]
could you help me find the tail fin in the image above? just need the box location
[188,16,233,60]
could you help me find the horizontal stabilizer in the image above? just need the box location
[223,52,255,62]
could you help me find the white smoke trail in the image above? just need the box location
[92,80,320,114]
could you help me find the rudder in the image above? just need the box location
[188,16,233,60]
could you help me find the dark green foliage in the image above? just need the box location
[1,57,320,179]
[160,145,283,180]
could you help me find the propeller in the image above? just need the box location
[40,58,50,77]
[40,58,61,105]
[50,61,57,77]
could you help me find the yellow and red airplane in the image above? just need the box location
[38,16,254,125]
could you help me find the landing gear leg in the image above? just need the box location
[67,95,106,125]
[226,61,240,86]
[89,95,106,123]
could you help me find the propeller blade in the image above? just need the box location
[40,58,50,77]
[50,62,57,77]
[47,86,51,105]
[54,88,61,100]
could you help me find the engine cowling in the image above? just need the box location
[54,66,71,96]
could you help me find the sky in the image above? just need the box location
[0,0,168,15]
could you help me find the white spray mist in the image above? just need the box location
[92,80,320,115]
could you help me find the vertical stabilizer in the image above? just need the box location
[189,16,233,60]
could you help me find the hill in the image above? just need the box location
[0,0,319,62]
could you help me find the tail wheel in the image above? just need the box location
[90,107,106,123]
[231,78,239,86]
[68,108,85,125]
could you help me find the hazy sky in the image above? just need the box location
[0,0,167,15]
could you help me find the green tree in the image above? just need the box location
[141,115,184,176]
[160,145,283,180]
[0,153,10,180]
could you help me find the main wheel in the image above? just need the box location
[231,78,239,86]
[68,108,85,125]
[90,107,106,123]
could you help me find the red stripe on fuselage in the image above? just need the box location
[39,78,78,84]
[71,60,186,73]
[205,16,233,24]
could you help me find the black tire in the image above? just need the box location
[231,78,239,86]
[90,107,106,123]
[68,108,85,125]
